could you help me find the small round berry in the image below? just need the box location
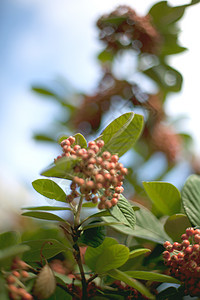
[182,240,190,248]
[194,234,200,244]
[96,140,104,148]
[102,151,111,160]
[111,198,118,206]
[120,168,128,175]
[6,275,16,284]
[163,241,171,248]
[68,136,76,145]
[12,270,20,278]
[184,246,193,254]
[90,145,99,153]
[181,233,188,240]
[162,251,170,259]
[98,202,105,210]
[95,174,104,183]
[105,200,112,209]
[186,227,195,236]
[111,155,119,163]
[88,141,96,148]
[92,196,98,203]
[60,139,71,147]
[21,271,29,278]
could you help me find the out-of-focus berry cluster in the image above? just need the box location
[55,136,128,210]
[6,257,33,300]
[163,227,200,297]
[97,5,161,55]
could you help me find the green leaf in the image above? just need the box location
[156,287,178,300]
[82,202,97,208]
[34,134,55,142]
[82,221,122,230]
[109,195,136,229]
[32,179,67,203]
[143,64,183,93]
[98,49,114,63]
[85,237,118,271]
[125,271,181,284]
[22,211,67,222]
[32,86,56,97]
[0,231,20,250]
[181,174,200,226]
[129,248,151,260]
[41,156,80,180]
[102,204,171,244]
[107,269,154,299]
[73,133,87,148]
[164,214,191,242]
[143,181,181,216]
[95,244,129,273]
[0,245,30,267]
[78,223,106,248]
[83,210,111,222]
[97,112,144,157]
[45,286,72,300]
[22,206,71,211]
[22,239,70,262]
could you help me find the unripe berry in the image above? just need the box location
[96,140,104,148]
[102,151,111,160]
[60,139,70,147]
[88,141,96,148]
[111,198,118,206]
[68,136,76,145]
[182,240,190,248]
[111,155,119,163]
[186,227,195,236]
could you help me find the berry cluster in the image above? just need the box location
[97,6,161,55]
[111,281,157,299]
[68,282,99,299]
[55,136,127,210]
[163,227,200,297]
[6,257,32,300]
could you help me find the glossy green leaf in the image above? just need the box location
[85,237,118,271]
[125,271,180,284]
[164,214,191,242]
[34,134,55,142]
[41,156,80,180]
[143,181,181,216]
[22,239,70,262]
[32,179,66,203]
[129,248,151,260]
[78,223,106,248]
[107,269,154,299]
[0,231,20,250]
[83,210,111,222]
[182,175,200,226]
[95,244,129,273]
[22,206,71,211]
[109,195,136,229]
[22,211,67,222]
[97,112,143,157]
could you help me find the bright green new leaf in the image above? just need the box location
[129,248,151,260]
[22,239,70,262]
[143,181,181,216]
[107,269,154,299]
[73,133,87,148]
[109,195,136,229]
[32,179,66,202]
[96,112,143,157]
[164,214,191,242]
[22,211,67,223]
[41,156,80,180]
[85,237,118,271]
[125,271,180,284]
[182,175,200,226]
[22,206,71,211]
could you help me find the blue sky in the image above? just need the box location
[0,0,199,191]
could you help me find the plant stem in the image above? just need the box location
[87,273,98,284]
[73,244,87,299]
[74,195,84,227]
